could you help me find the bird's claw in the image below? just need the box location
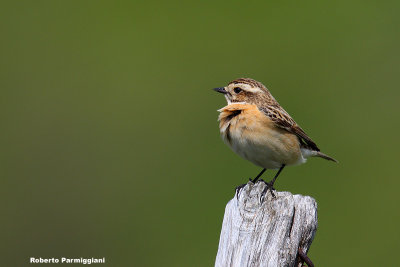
[260,181,276,203]
[235,183,247,199]
[235,178,255,199]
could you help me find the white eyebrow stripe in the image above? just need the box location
[235,83,262,93]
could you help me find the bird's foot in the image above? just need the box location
[235,178,254,199]
[260,180,276,202]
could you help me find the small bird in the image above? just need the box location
[214,78,337,199]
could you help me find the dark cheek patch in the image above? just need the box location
[235,93,247,102]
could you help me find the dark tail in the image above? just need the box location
[314,151,338,163]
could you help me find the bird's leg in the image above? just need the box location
[269,164,285,188]
[235,168,267,199]
[250,168,267,183]
[298,249,314,267]
[260,164,285,201]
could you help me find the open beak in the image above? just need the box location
[213,87,227,94]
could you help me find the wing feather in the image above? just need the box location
[259,105,320,151]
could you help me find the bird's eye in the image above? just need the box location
[234,87,242,94]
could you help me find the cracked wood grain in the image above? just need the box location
[215,182,318,267]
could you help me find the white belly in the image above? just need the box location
[221,123,306,169]
[228,137,287,169]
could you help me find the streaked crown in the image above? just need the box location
[214,78,276,106]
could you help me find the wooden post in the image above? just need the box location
[215,182,318,267]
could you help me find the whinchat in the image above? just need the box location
[214,78,337,199]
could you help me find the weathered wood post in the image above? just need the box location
[215,181,318,267]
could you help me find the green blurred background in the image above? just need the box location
[1,1,399,266]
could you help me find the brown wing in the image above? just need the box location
[259,105,320,151]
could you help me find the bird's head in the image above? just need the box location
[213,78,275,106]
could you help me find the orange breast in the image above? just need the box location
[218,103,302,167]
